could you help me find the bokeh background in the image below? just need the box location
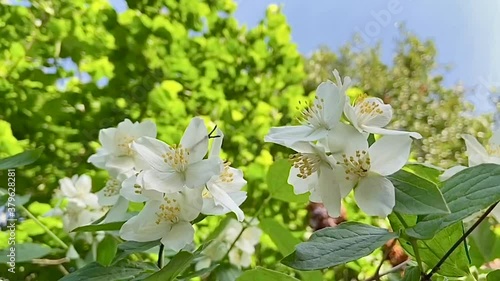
[1,0,499,280]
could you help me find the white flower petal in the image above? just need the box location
[105,156,135,177]
[209,128,224,159]
[439,165,467,181]
[462,134,490,166]
[328,122,367,155]
[265,125,326,146]
[59,177,77,197]
[99,128,117,152]
[88,149,108,168]
[361,125,422,139]
[316,81,346,126]
[185,158,220,189]
[131,137,169,172]
[102,196,129,223]
[491,205,500,223]
[181,117,209,162]
[173,187,203,222]
[354,173,395,217]
[317,165,342,217]
[135,120,157,138]
[343,102,361,132]
[119,201,166,242]
[360,98,393,128]
[142,170,185,193]
[369,135,412,176]
[206,184,245,221]
[288,166,317,194]
[161,222,194,252]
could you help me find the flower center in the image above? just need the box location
[162,144,190,172]
[296,97,326,128]
[202,187,213,199]
[289,153,321,179]
[355,95,384,123]
[103,179,120,197]
[133,183,143,194]
[117,136,136,156]
[339,150,371,180]
[155,197,181,224]
[220,161,234,183]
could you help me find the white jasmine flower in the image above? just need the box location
[131,117,220,193]
[202,128,247,221]
[59,174,99,209]
[120,172,163,203]
[344,95,422,139]
[265,70,350,146]
[119,187,202,252]
[88,119,157,176]
[335,132,413,217]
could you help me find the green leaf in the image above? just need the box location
[60,261,156,281]
[267,159,309,203]
[144,251,194,281]
[0,243,51,263]
[403,163,442,184]
[0,147,43,169]
[282,222,398,270]
[97,235,118,266]
[389,214,469,276]
[469,219,500,266]
[72,221,125,233]
[209,264,242,281]
[401,265,421,281]
[259,218,323,281]
[389,170,449,215]
[487,270,500,281]
[237,267,300,281]
[177,263,219,280]
[113,240,160,263]
[406,164,500,239]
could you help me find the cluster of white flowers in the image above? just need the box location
[49,174,106,233]
[265,70,422,218]
[84,117,247,252]
[441,129,500,222]
[196,218,262,270]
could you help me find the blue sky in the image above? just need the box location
[110,0,499,112]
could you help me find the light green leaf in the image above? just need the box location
[0,147,43,169]
[282,222,398,270]
[177,264,219,280]
[403,163,442,184]
[267,159,309,203]
[407,164,500,239]
[0,243,51,263]
[72,221,125,233]
[237,267,300,281]
[389,170,449,215]
[97,234,118,266]
[144,251,194,281]
[259,218,323,281]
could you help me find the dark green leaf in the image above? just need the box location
[72,221,125,233]
[282,222,398,270]
[0,147,44,169]
[267,159,309,203]
[209,264,242,281]
[60,261,156,281]
[177,264,219,280]
[389,214,469,276]
[97,235,118,266]
[406,164,500,239]
[0,243,52,263]
[401,265,420,281]
[237,267,300,281]
[487,270,500,281]
[259,218,323,281]
[389,170,449,215]
[113,240,160,264]
[144,251,194,281]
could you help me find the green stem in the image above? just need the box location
[424,201,499,280]
[222,195,272,262]
[20,205,69,250]
[394,212,424,274]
